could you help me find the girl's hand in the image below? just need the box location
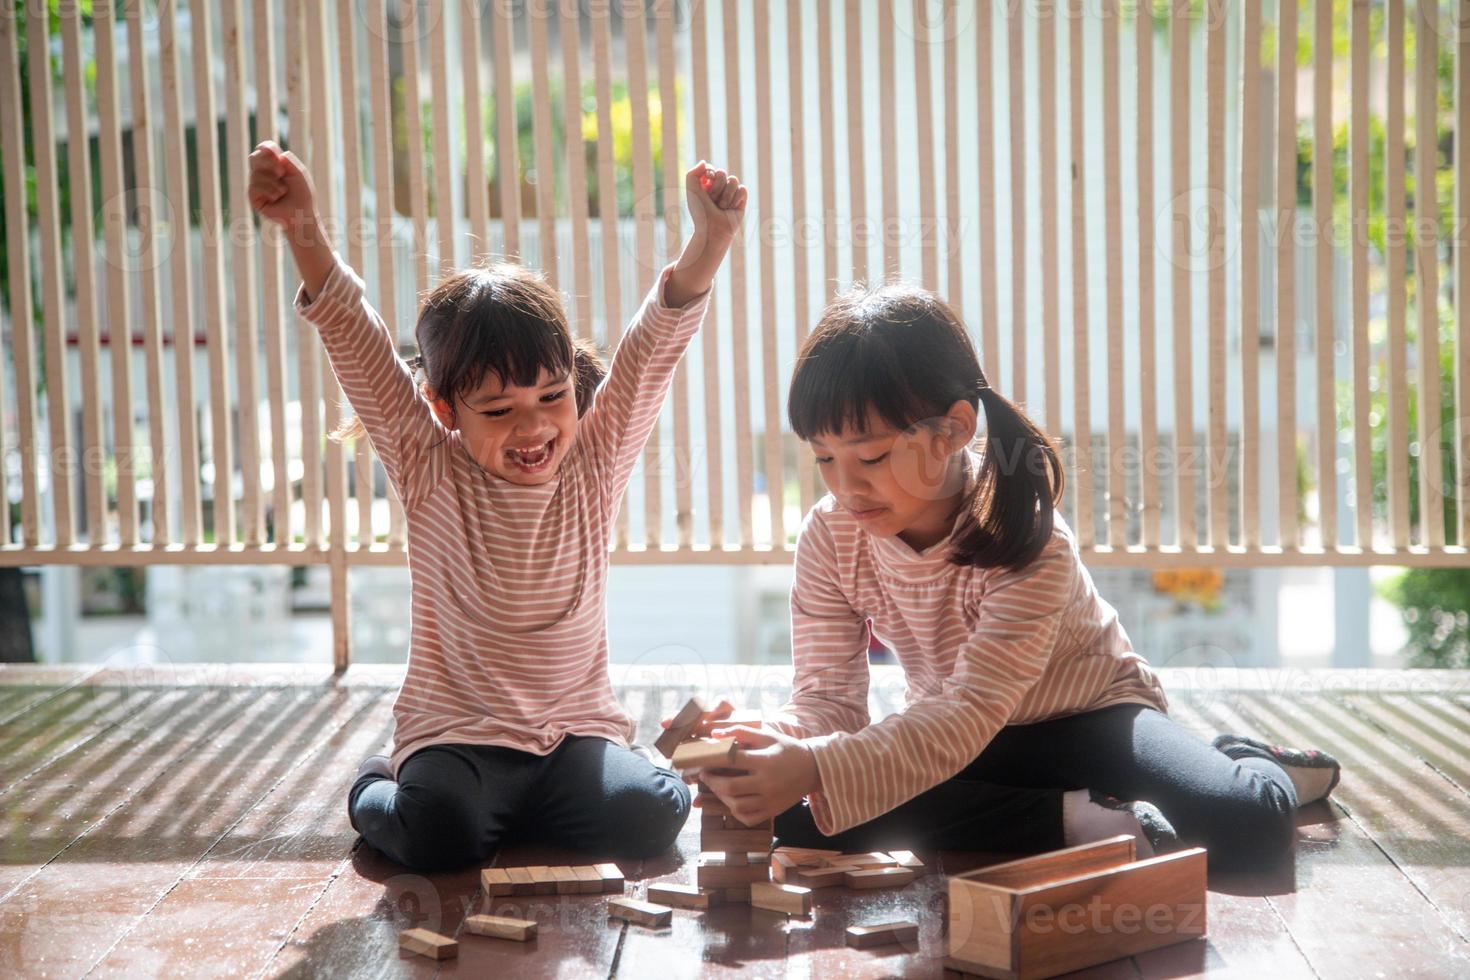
[249,140,334,299]
[696,725,820,827]
[664,161,747,308]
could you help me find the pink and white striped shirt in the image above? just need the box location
[769,452,1169,835]
[296,256,709,775]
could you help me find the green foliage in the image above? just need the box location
[1379,566,1470,668]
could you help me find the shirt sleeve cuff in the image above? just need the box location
[650,261,712,314]
[292,252,361,323]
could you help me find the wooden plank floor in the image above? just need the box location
[1,665,1467,978]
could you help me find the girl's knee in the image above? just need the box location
[604,773,691,858]
[365,781,490,871]
[1208,785,1296,871]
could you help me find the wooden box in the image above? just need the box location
[946,835,1207,979]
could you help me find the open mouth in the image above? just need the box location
[505,439,555,474]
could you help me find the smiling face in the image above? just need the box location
[432,366,580,485]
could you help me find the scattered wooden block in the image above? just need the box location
[654,696,708,759]
[773,846,843,866]
[947,836,1208,978]
[720,885,752,903]
[594,862,625,894]
[794,864,861,889]
[887,849,925,871]
[528,865,558,895]
[480,867,513,898]
[696,855,772,889]
[607,897,673,928]
[552,865,581,894]
[846,920,919,949]
[464,914,538,942]
[507,867,535,896]
[843,867,916,890]
[647,883,722,909]
[833,851,898,869]
[399,928,457,960]
[770,851,798,883]
[671,736,738,771]
[702,827,773,854]
[574,864,604,894]
[750,881,813,916]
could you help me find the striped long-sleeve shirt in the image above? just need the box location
[295,255,709,775]
[768,452,1168,835]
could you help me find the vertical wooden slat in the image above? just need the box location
[94,0,138,547]
[225,0,262,546]
[975,1,1000,388]
[1414,0,1445,547]
[1312,0,1336,550]
[722,0,755,548]
[791,0,817,517]
[0,5,38,545]
[1037,0,1060,437]
[1170,0,1194,549]
[818,0,839,305]
[158,0,200,546]
[691,0,725,547]
[288,0,323,547]
[1456,0,1470,548]
[528,0,560,284]
[255,0,291,548]
[591,0,628,547]
[1068,0,1093,549]
[401,0,431,293]
[462,0,491,260]
[1349,0,1371,549]
[1385,0,1409,548]
[1205,0,1227,548]
[60,6,108,544]
[1136,0,1160,548]
[755,0,785,548]
[878,0,899,281]
[943,0,962,310]
[1103,0,1125,546]
[912,0,938,292]
[492,0,522,259]
[1240,0,1262,550]
[1007,1,1026,403]
[1277,0,1300,550]
[429,0,457,275]
[562,0,594,342]
[657,0,692,546]
[188,0,236,546]
[844,0,869,284]
[367,0,406,550]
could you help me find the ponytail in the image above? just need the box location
[950,386,1064,570]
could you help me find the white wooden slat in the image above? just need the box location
[691,0,725,547]
[755,0,785,548]
[1385,0,1409,548]
[844,0,869,284]
[657,0,693,546]
[1007,0,1025,404]
[1312,0,1336,550]
[975,1,1000,392]
[401,0,431,295]
[723,0,755,548]
[1037,0,1060,437]
[943,0,962,312]
[492,0,521,260]
[429,0,457,275]
[1277,0,1300,550]
[1104,0,1125,546]
[791,0,816,516]
[462,0,491,261]
[60,7,108,545]
[1136,0,1160,548]
[0,8,39,545]
[254,0,291,549]
[94,0,139,547]
[1240,0,1262,550]
[225,0,262,546]
[1347,0,1371,550]
[1456,0,1470,548]
[561,0,594,342]
[1068,0,1092,549]
[817,0,839,305]
[912,0,938,292]
[1205,0,1227,548]
[1170,0,1194,550]
[187,0,236,547]
[157,0,200,546]
[528,0,560,286]
[287,0,323,548]
[878,0,899,281]
[1414,0,1445,548]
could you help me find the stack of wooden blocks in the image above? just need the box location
[770,847,923,891]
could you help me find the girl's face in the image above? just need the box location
[430,366,580,485]
[808,402,977,552]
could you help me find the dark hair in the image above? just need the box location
[787,283,1064,571]
[334,262,604,441]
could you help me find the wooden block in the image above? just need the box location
[720,886,751,903]
[594,862,624,894]
[700,809,729,831]
[647,883,721,909]
[507,867,535,896]
[844,867,916,890]
[464,914,537,942]
[770,851,798,883]
[774,846,844,866]
[551,865,581,894]
[887,849,925,871]
[694,793,731,817]
[573,865,604,894]
[607,897,673,928]
[697,856,772,889]
[794,864,861,889]
[480,867,513,897]
[399,928,457,960]
[670,737,737,771]
[654,695,707,758]
[831,851,898,869]
[947,839,1208,978]
[701,827,772,853]
[846,920,919,949]
[528,865,557,895]
[750,881,813,916]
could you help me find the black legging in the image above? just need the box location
[773,703,1298,872]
